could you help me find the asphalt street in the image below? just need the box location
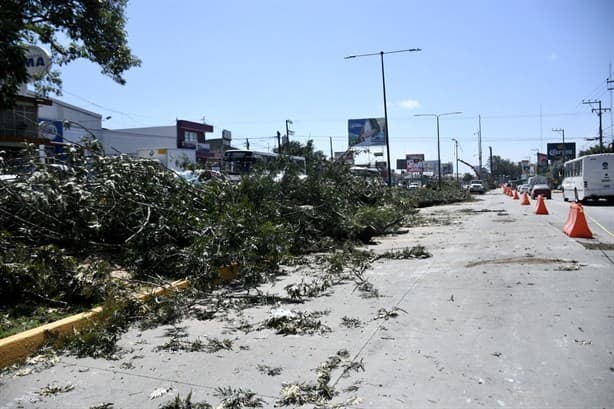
[1,189,613,408]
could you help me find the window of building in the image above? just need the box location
[184,130,198,143]
[0,103,37,138]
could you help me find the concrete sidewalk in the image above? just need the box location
[1,191,613,408]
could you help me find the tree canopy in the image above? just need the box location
[0,0,141,109]
[490,155,522,180]
[578,143,614,157]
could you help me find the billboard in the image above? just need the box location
[537,152,548,175]
[547,142,576,161]
[348,118,386,147]
[406,154,425,173]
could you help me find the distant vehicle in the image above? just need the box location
[136,148,196,172]
[527,175,547,190]
[223,149,306,182]
[518,184,530,194]
[176,169,224,184]
[407,182,420,190]
[561,153,614,203]
[349,166,385,185]
[468,180,485,194]
[530,184,552,200]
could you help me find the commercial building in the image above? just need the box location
[0,92,233,168]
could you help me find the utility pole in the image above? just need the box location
[552,128,565,143]
[276,131,281,152]
[478,115,482,179]
[583,99,611,150]
[489,146,493,183]
[552,128,565,161]
[329,136,333,161]
[246,138,250,150]
[608,68,614,146]
[285,120,294,148]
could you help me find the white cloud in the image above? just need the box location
[399,99,421,110]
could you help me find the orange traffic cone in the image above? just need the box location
[535,194,549,215]
[513,190,519,200]
[520,192,530,205]
[563,203,593,238]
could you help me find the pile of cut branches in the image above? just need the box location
[0,140,468,336]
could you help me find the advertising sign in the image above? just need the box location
[348,118,386,147]
[25,45,51,81]
[406,154,425,173]
[39,118,64,154]
[547,142,576,161]
[537,152,548,175]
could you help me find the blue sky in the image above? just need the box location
[54,0,613,168]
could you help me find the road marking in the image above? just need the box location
[586,214,614,238]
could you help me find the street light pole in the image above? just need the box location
[379,51,392,186]
[451,138,459,185]
[414,112,462,189]
[345,48,422,186]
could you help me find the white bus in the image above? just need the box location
[222,150,306,182]
[561,153,614,202]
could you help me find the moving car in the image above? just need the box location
[468,180,485,194]
[518,184,530,194]
[530,184,551,199]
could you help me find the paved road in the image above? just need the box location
[1,190,613,408]
[548,192,614,240]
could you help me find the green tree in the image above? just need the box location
[491,155,522,181]
[0,0,141,109]
[578,143,614,157]
[280,139,328,174]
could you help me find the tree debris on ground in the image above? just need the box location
[1,140,468,358]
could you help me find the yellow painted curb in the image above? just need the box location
[0,306,103,369]
[0,263,241,369]
[0,279,190,369]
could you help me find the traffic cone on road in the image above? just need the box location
[521,192,530,205]
[513,190,519,200]
[563,203,593,238]
[535,194,549,215]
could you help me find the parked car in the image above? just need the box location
[468,180,485,194]
[407,182,420,190]
[530,184,552,199]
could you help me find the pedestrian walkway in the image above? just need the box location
[1,191,613,408]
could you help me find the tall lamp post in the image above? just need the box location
[451,138,459,185]
[345,48,422,186]
[414,112,462,188]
